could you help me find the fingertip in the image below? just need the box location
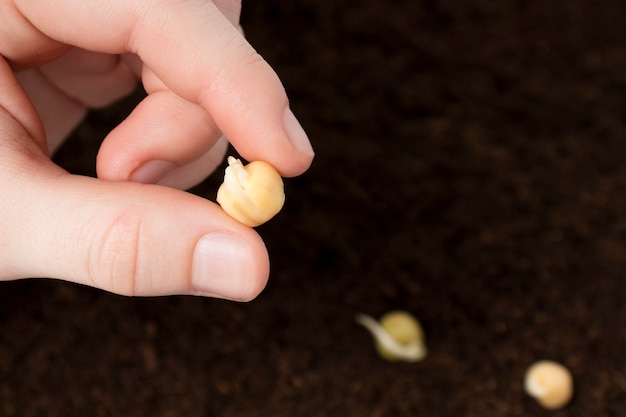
[282,108,315,159]
[191,229,270,301]
[129,159,176,184]
[95,91,223,187]
[228,106,315,178]
[277,107,315,177]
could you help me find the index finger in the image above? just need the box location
[8,0,314,176]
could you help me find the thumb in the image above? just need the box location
[1,132,269,300]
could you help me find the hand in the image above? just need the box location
[0,0,314,300]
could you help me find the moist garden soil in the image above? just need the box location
[3,1,626,416]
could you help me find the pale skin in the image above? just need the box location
[0,0,315,300]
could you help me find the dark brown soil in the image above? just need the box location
[3,1,626,415]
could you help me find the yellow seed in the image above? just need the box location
[355,310,427,362]
[216,156,285,227]
[376,311,425,361]
[524,360,573,410]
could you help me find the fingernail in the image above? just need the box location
[283,108,315,157]
[191,231,255,300]
[130,160,176,184]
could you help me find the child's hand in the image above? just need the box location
[0,0,314,300]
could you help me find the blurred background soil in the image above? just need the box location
[3,1,626,416]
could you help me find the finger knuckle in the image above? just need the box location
[88,211,145,296]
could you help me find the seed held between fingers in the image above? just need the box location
[216,156,285,227]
